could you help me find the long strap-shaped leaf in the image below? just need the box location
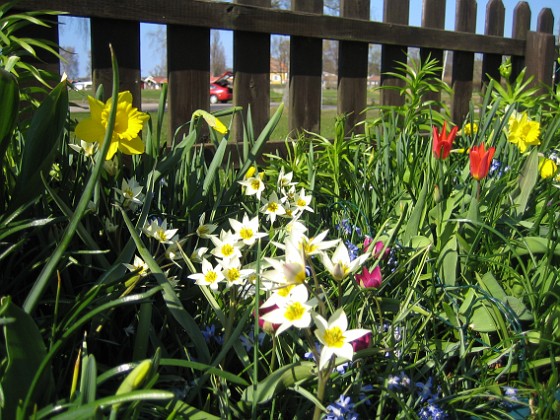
[119,206,211,363]
[23,45,120,314]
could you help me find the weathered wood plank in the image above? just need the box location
[481,0,505,88]
[289,0,322,135]
[91,18,141,108]
[9,0,525,55]
[511,1,531,81]
[451,0,476,125]
[233,0,271,142]
[537,8,554,33]
[381,0,409,107]
[420,0,446,104]
[338,0,369,134]
[168,25,210,140]
[525,31,555,96]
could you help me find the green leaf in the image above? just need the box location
[403,178,428,246]
[504,296,533,321]
[513,148,539,216]
[476,272,506,300]
[0,297,54,419]
[9,79,68,210]
[511,236,560,256]
[241,361,315,405]
[49,390,174,420]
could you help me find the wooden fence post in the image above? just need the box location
[91,18,141,109]
[168,24,210,141]
[511,1,531,81]
[381,0,410,107]
[526,8,556,95]
[451,0,477,125]
[525,31,555,96]
[420,0,446,104]
[537,8,554,34]
[481,0,505,88]
[234,0,271,142]
[289,0,322,136]
[338,0,369,135]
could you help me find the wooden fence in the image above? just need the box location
[9,0,560,143]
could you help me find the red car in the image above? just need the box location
[209,71,233,104]
[209,83,232,104]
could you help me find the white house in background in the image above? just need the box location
[142,76,168,89]
[73,80,93,90]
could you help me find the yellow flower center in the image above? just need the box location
[278,284,295,297]
[267,202,279,212]
[323,327,345,348]
[221,244,235,257]
[155,228,168,242]
[240,227,253,240]
[205,271,218,283]
[296,198,307,207]
[302,239,317,255]
[250,179,261,190]
[225,268,240,282]
[284,302,305,322]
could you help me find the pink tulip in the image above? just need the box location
[355,266,382,289]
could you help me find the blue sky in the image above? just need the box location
[58,0,560,78]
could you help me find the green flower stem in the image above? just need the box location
[23,45,120,314]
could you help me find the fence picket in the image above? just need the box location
[168,25,210,139]
[338,0,369,134]
[91,18,141,109]
[451,0,477,125]
[381,0,410,107]
[420,0,446,104]
[482,0,505,88]
[288,0,322,136]
[511,2,531,81]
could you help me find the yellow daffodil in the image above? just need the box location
[75,91,149,160]
[507,112,540,153]
[539,158,558,179]
[462,122,478,136]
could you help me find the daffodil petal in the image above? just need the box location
[105,140,119,160]
[118,136,145,156]
[75,118,106,143]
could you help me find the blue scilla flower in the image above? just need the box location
[336,219,353,235]
[336,362,349,375]
[359,384,373,406]
[201,324,216,343]
[502,386,520,408]
[418,402,447,419]
[416,377,435,402]
[345,240,359,261]
[325,395,359,420]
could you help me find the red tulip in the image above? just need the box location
[355,266,382,289]
[432,121,458,159]
[469,143,496,181]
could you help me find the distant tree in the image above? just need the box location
[148,25,167,76]
[211,31,227,76]
[272,36,290,85]
[60,46,79,79]
[323,40,338,75]
[368,44,381,75]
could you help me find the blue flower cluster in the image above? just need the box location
[325,395,359,420]
[415,377,447,419]
[387,371,411,391]
[201,324,224,345]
